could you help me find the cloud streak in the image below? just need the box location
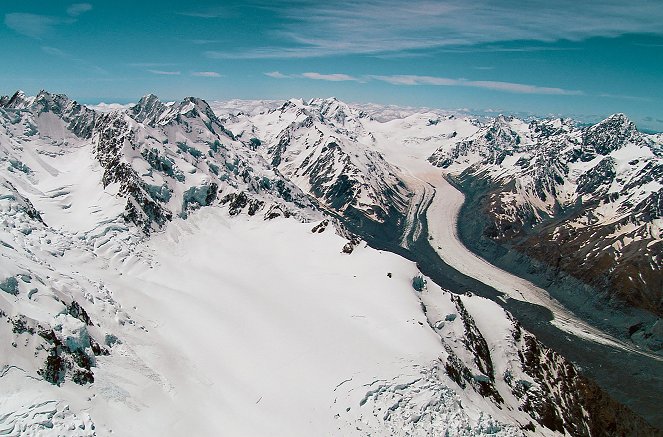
[207,0,663,58]
[264,71,290,79]
[371,74,582,95]
[266,71,581,95]
[148,70,181,76]
[301,72,360,82]
[191,71,222,77]
[41,45,107,74]
[206,47,329,60]
[176,7,230,19]
[4,13,71,39]
[5,4,91,39]
[264,71,360,82]
[128,62,179,68]
[67,3,92,17]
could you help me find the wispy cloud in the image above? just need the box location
[4,13,71,39]
[469,80,582,95]
[41,45,107,74]
[206,47,328,60]
[598,93,652,102]
[434,45,582,54]
[5,4,91,39]
[371,75,456,86]
[191,39,222,45]
[265,71,360,82]
[176,7,229,19]
[128,62,179,68]
[266,71,581,95]
[208,0,663,59]
[264,71,290,79]
[191,71,222,77]
[370,74,583,95]
[301,72,360,82]
[66,3,92,17]
[42,46,69,57]
[88,102,133,113]
[147,69,181,76]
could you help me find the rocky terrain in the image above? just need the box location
[428,114,662,348]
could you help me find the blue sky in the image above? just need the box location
[2,0,662,131]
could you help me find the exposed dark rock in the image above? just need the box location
[341,236,361,254]
[1,276,19,295]
[67,301,93,326]
[11,315,34,334]
[182,183,218,214]
[311,219,329,233]
[39,353,66,385]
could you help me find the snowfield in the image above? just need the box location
[1,206,534,436]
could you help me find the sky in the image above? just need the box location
[1,0,662,131]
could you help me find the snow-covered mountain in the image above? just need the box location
[429,114,662,325]
[0,91,659,436]
[219,98,411,231]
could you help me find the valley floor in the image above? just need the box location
[370,124,660,359]
[367,127,663,429]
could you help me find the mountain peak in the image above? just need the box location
[584,112,641,155]
[494,114,513,124]
[604,112,630,123]
[311,97,358,127]
[1,90,76,112]
[33,90,78,114]
[593,113,637,133]
[483,115,520,146]
[137,93,161,106]
[132,93,166,123]
[180,96,212,112]
[2,90,31,108]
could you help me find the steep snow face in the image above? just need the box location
[0,92,657,436]
[220,98,411,225]
[429,114,663,319]
[0,93,123,237]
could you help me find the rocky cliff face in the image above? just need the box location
[400,288,661,437]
